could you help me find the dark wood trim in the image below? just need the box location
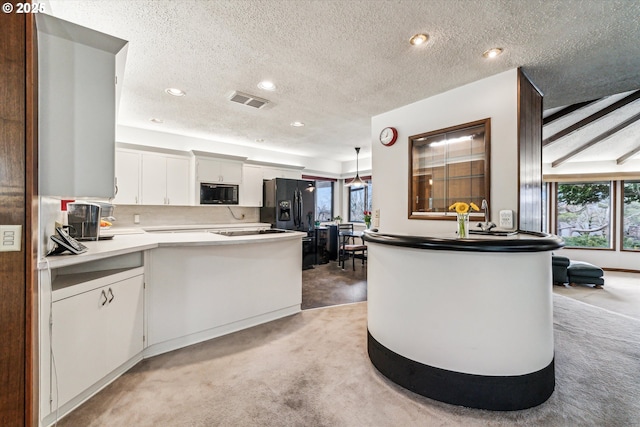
[542,99,599,125]
[25,13,38,427]
[603,267,640,273]
[517,68,543,232]
[0,8,31,426]
[542,90,640,147]
[407,118,490,221]
[552,111,640,167]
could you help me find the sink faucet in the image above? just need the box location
[477,199,496,231]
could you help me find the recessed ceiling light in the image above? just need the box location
[150,118,164,123]
[483,48,503,59]
[290,121,305,127]
[257,80,276,91]
[409,33,429,46]
[255,138,264,143]
[165,87,186,96]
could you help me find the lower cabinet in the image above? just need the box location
[51,268,144,407]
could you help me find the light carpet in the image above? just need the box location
[57,294,640,426]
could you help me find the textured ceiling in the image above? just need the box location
[47,0,640,164]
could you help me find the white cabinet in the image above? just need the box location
[196,158,243,183]
[113,150,141,204]
[261,166,303,180]
[146,241,301,353]
[37,14,128,198]
[240,165,264,207]
[51,268,144,407]
[141,153,190,205]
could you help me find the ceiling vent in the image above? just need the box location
[229,91,269,109]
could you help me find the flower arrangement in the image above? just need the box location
[363,211,372,228]
[449,202,479,237]
[333,215,342,224]
[448,202,480,214]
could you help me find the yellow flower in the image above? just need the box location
[449,202,480,214]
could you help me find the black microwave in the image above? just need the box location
[200,183,239,205]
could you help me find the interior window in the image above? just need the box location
[409,119,490,219]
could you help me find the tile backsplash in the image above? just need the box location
[109,204,260,228]
[39,197,260,257]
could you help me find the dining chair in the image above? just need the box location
[337,224,366,270]
[341,234,367,270]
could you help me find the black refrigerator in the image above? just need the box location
[261,178,316,269]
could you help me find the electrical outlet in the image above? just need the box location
[373,209,380,228]
[0,225,22,252]
[499,210,513,229]
[134,214,140,224]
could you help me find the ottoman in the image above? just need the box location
[567,260,604,288]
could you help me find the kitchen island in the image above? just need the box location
[363,230,564,411]
[38,226,304,426]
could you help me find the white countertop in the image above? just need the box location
[40,226,305,270]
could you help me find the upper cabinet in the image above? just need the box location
[114,144,191,206]
[193,151,246,184]
[113,150,141,204]
[141,153,190,206]
[37,14,128,198]
[239,165,264,207]
[196,158,243,184]
[261,166,303,180]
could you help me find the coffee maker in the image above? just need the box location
[67,202,114,241]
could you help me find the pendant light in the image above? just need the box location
[345,147,365,187]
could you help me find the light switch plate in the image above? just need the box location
[373,209,380,228]
[0,225,22,252]
[499,210,513,229]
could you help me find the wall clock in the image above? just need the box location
[379,127,398,146]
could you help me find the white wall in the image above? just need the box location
[371,69,519,236]
[117,125,344,176]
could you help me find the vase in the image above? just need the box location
[456,213,469,238]
[365,220,371,229]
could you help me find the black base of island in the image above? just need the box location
[367,331,555,411]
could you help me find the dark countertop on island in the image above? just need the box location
[362,230,564,253]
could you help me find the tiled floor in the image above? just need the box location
[301,259,367,310]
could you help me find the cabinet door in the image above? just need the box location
[141,154,167,205]
[165,157,190,205]
[37,14,126,198]
[240,165,263,207]
[196,158,221,182]
[52,288,108,406]
[113,150,141,204]
[106,275,144,370]
[197,158,242,183]
[262,167,302,180]
[219,161,243,183]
